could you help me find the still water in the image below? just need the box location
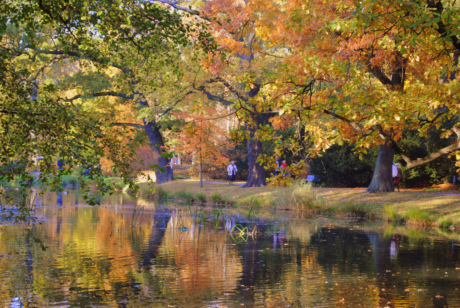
[0,191,459,307]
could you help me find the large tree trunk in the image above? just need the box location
[366,144,394,193]
[241,85,266,188]
[242,114,266,188]
[144,120,174,184]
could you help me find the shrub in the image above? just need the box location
[211,193,224,204]
[155,187,168,202]
[440,220,453,229]
[60,175,79,186]
[309,143,377,187]
[176,191,195,204]
[196,192,206,203]
[291,181,321,209]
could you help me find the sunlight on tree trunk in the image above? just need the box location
[242,115,267,188]
[144,121,174,184]
[366,145,394,193]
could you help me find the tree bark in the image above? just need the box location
[144,120,174,184]
[242,114,267,188]
[366,144,395,193]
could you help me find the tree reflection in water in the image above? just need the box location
[0,191,459,307]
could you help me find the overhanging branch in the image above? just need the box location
[377,125,460,169]
[64,92,134,102]
[112,122,144,129]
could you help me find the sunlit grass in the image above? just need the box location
[138,181,460,230]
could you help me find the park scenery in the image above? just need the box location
[1,0,460,307]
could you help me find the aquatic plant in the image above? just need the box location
[212,209,223,231]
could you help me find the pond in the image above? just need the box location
[0,190,459,307]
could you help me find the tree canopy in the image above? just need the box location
[2,0,460,210]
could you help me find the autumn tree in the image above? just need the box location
[174,105,232,179]
[251,0,460,192]
[190,0,297,187]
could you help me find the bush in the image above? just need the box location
[176,191,195,204]
[0,162,26,176]
[196,192,206,203]
[394,122,459,187]
[155,187,168,201]
[291,181,322,209]
[61,175,79,186]
[309,143,377,187]
[211,193,224,204]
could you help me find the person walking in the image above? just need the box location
[394,163,403,191]
[392,162,398,187]
[281,160,289,178]
[227,160,237,185]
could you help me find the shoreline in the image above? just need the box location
[139,180,460,231]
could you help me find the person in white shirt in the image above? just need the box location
[227,160,237,184]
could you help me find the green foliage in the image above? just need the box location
[395,127,458,187]
[61,176,80,186]
[0,0,214,220]
[211,193,224,204]
[175,191,195,204]
[154,187,168,202]
[310,143,378,187]
[196,192,207,203]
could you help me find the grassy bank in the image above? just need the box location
[140,180,460,230]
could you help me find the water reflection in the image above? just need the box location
[0,194,459,307]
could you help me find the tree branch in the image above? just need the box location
[33,49,127,71]
[194,85,234,105]
[112,122,144,129]
[375,124,460,169]
[64,92,134,102]
[323,109,374,136]
[426,0,460,52]
[148,0,200,15]
[156,90,194,121]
